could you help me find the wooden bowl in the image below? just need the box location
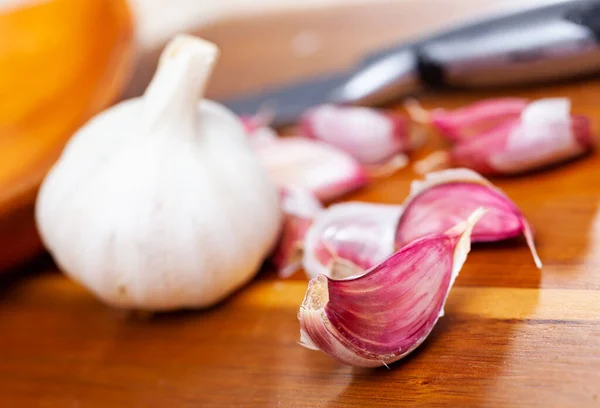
[0,0,134,271]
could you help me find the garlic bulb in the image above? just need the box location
[35,35,281,311]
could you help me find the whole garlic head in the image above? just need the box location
[35,35,281,311]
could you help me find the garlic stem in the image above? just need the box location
[141,34,219,130]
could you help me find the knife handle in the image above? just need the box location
[332,0,600,106]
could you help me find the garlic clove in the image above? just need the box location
[487,98,594,174]
[300,104,412,165]
[272,187,323,278]
[406,97,528,143]
[298,208,485,367]
[302,202,403,279]
[396,168,541,268]
[254,136,369,202]
[414,97,594,175]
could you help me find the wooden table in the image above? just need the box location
[2,1,600,406]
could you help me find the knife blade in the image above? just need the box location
[221,0,600,127]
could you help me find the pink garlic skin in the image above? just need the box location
[398,183,524,243]
[302,202,403,279]
[430,98,528,143]
[396,168,541,268]
[272,187,322,278]
[254,137,368,202]
[298,209,483,367]
[300,104,409,165]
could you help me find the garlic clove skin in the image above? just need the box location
[35,35,281,311]
[302,202,403,279]
[298,208,485,368]
[396,168,541,269]
[253,136,369,202]
[272,187,322,278]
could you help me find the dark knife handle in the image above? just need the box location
[332,0,600,106]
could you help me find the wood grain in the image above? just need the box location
[0,0,134,271]
[1,0,600,407]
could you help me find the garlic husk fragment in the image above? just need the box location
[396,168,541,268]
[35,35,281,311]
[298,208,485,367]
[302,202,403,279]
[414,98,594,175]
[272,187,323,278]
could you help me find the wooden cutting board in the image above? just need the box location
[1,0,600,407]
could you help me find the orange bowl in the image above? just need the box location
[0,0,134,271]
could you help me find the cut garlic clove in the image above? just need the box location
[414,98,594,175]
[272,187,323,278]
[254,137,368,202]
[300,104,411,165]
[302,202,403,279]
[298,208,485,367]
[396,168,541,269]
[407,97,528,143]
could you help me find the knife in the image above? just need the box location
[221,0,600,126]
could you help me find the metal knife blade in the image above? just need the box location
[220,0,600,127]
[221,72,351,127]
[220,47,423,127]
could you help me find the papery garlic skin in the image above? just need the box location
[35,35,281,311]
[298,209,484,367]
[302,202,403,279]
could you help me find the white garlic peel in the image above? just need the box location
[35,35,281,311]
